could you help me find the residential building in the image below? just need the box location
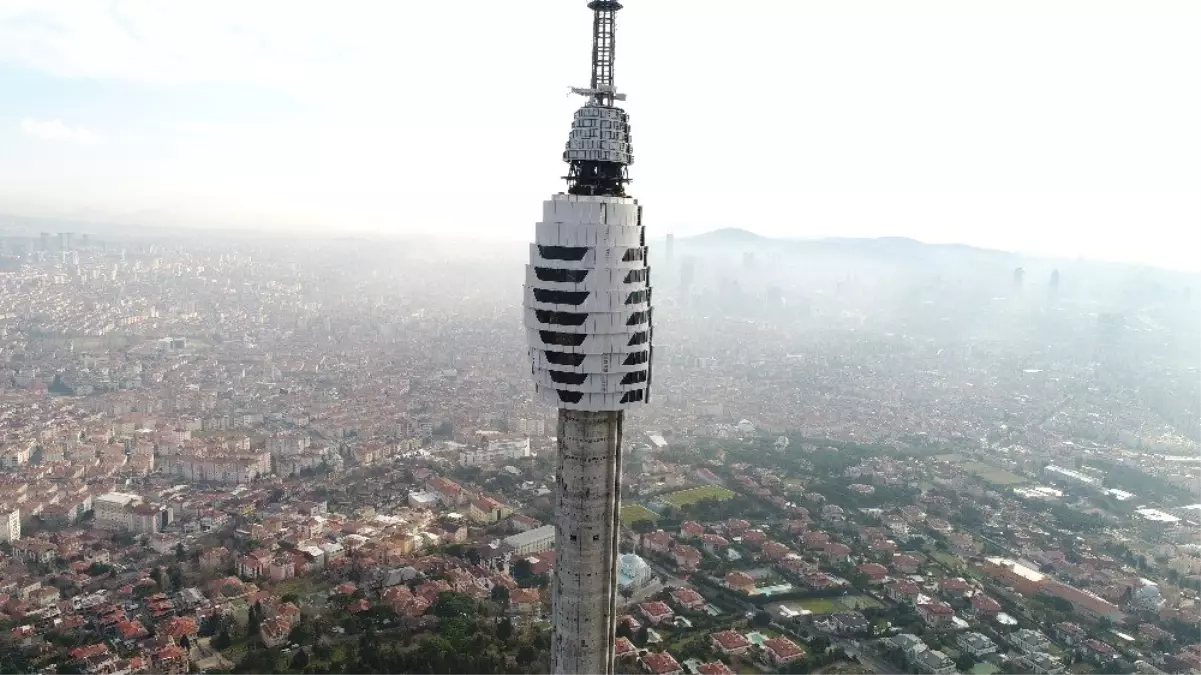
[615,637,637,659]
[1020,652,1065,674]
[762,636,805,666]
[669,588,706,612]
[1011,628,1052,654]
[638,601,674,626]
[640,651,683,675]
[459,438,531,466]
[673,545,701,572]
[957,632,998,658]
[913,649,955,675]
[468,495,511,524]
[917,601,955,627]
[0,507,19,542]
[710,630,751,656]
[503,524,554,556]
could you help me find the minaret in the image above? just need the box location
[522,2,651,673]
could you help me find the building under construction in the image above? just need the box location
[521,2,652,673]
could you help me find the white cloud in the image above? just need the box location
[20,118,99,143]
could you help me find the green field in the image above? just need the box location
[838,595,883,610]
[661,485,736,507]
[620,504,659,525]
[781,594,882,616]
[962,461,1027,486]
[795,598,841,613]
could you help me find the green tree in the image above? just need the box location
[491,585,510,606]
[247,603,261,640]
[291,649,310,670]
[511,558,533,583]
[752,610,772,628]
[497,617,514,642]
[517,644,537,666]
[214,627,232,650]
[430,592,476,619]
[167,565,184,591]
[288,622,314,646]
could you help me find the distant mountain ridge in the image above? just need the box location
[678,227,1014,260]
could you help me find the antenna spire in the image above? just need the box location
[563,0,633,196]
[570,1,626,105]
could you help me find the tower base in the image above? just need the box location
[550,408,624,675]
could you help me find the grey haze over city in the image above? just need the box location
[1,1,1200,675]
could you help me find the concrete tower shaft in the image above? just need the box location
[550,410,625,675]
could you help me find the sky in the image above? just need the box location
[0,0,1199,271]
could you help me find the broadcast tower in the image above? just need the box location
[522,2,651,673]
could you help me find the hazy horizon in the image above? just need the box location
[1,0,1199,271]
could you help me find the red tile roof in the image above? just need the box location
[670,588,705,607]
[763,636,804,660]
[639,601,673,619]
[711,630,752,652]
[640,651,682,675]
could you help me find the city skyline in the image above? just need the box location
[1,0,1199,271]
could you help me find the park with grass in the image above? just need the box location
[620,504,659,525]
[661,485,736,508]
[774,595,884,616]
[961,461,1027,486]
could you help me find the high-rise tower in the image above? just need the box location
[522,2,651,673]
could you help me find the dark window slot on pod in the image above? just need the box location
[622,351,648,366]
[545,352,586,367]
[623,269,647,284]
[538,246,589,261]
[540,331,586,347]
[620,370,647,385]
[558,390,583,404]
[626,311,649,326]
[619,389,644,404]
[549,370,588,385]
[628,331,648,346]
[534,289,590,305]
[536,310,588,326]
[624,290,647,305]
[535,267,588,283]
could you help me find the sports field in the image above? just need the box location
[962,461,1027,486]
[662,485,736,507]
[778,595,881,615]
[620,504,659,525]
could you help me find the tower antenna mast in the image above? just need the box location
[570,1,626,106]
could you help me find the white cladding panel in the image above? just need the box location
[524,287,649,313]
[526,329,647,354]
[525,193,652,412]
[529,244,647,270]
[523,265,648,292]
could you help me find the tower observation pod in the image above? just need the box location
[521,2,651,673]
